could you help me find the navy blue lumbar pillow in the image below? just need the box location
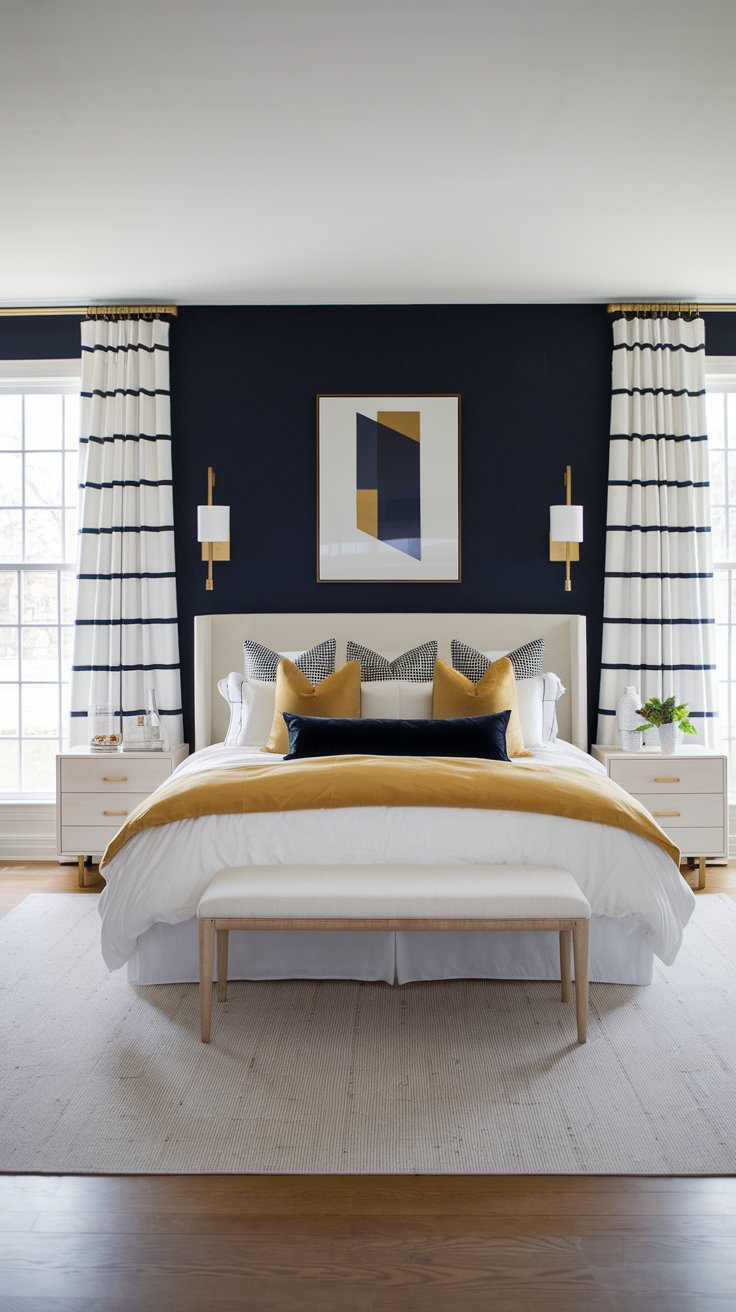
[282,711,511,761]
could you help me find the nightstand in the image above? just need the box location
[56,744,189,887]
[591,744,728,890]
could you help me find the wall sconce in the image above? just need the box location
[549,464,583,592]
[197,466,230,591]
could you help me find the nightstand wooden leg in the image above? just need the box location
[697,856,707,891]
[78,855,86,889]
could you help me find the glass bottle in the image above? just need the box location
[615,686,644,752]
[146,687,167,750]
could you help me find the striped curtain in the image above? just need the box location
[70,318,183,746]
[597,314,717,747]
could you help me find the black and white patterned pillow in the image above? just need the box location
[243,637,336,683]
[347,639,438,682]
[451,637,545,682]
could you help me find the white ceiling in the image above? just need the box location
[2,0,736,306]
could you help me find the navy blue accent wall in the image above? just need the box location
[0,316,81,361]
[5,305,736,748]
[701,312,736,355]
[169,305,613,745]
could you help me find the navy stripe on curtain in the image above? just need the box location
[69,318,183,746]
[597,316,718,748]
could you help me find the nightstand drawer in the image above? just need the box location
[654,825,725,857]
[60,792,149,826]
[609,757,723,795]
[61,757,173,793]
[61,825,129,854]
[634,792,725,828]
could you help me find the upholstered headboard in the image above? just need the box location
[193,613,587,752]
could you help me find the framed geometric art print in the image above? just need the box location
[317,394,461,582]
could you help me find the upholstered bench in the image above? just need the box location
[196,863,591,1045]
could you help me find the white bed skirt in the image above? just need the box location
[127,914,654,986]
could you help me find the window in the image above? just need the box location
[706,358,736,799]
[0,361,81,798]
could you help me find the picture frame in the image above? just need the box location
[317,394,461,582]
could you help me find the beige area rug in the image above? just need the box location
[1,893,735,1174]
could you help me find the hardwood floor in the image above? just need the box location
[1,861,735,1309]
[1,1175,736,1309]
[0,859,103,918]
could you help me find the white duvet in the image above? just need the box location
[98,740,695,972]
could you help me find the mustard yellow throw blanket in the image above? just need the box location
[100,755,681,871]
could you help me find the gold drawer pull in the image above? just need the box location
[654,776,680,783]
[102,775,128,783]
[102,809,128,817]
[653,810,680,818]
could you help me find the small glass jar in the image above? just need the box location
[88,703,122,752]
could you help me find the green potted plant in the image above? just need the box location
[636,696,696,755]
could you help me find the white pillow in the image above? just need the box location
[241,680,279,747]
[486,654,565,747]
[540,672,566,743]
[218,673,276,748]
[218,673,247,747]
[361,681,433,719]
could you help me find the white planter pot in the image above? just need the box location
[658,723,678,755]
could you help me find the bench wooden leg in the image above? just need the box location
[572,918,589,1044]
[559,929,572,1003]
[198,918,215,1043]
[217,929,229,1002]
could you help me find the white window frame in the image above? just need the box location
[0,358,81,803]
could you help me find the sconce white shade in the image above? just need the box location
[197,504,230,542]
[550,503,583,543]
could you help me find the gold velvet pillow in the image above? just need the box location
[264,658,362,754]
[432,656,530,758]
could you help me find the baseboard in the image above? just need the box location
[0,803,57,861]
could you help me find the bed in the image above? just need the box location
[98,612,695,985]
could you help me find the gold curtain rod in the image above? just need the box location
[608,302,736,314]
[0,304,178,318]
[2,300,732,318]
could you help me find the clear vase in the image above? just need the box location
[88,703,122,752]
[615,686,644,752]
[658,722,678,755]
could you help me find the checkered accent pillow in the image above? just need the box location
[450,637,545,682]
[347,639,438,682]
[243,638,336,683]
